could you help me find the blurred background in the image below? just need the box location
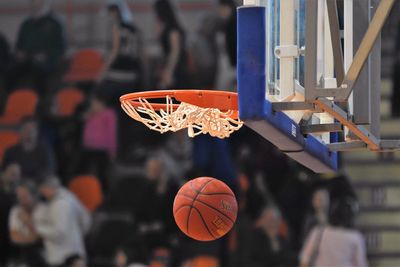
[1,0,400,267]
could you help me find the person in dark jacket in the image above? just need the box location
[154,0,188,89]
[6,0,65,95]
[98,0,144,100]
[0,32,10,78]
[238,206,297,267]
[2,117,55,182]
[218,0,237,68]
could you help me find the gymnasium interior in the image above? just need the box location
[1,0,400,267]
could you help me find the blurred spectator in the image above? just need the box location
[6,0,65,95]
[9,181,47,267]
[1,163,21,192]
[63,254,86,267]
[83,95,117,158]
[98,0,144,103]
[323,173,357,203]
[136,156,178,261]
[238,206,296,267]
[2,117,56,182]
[154,0,188,88]
[0,31,10,80]
[33,176,91,266]
[301,188,330,241]
[300,198,368,267]
[81,95,116,190]
[236,169,267,220]
[190,15,219,88]
[114,248,146,267]
[0,164,20,266]
[218,0,237,68]
[158,132,193,183]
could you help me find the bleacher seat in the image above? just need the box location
[64,49,103,82]
[56,87,84,117]
[189,256,219,267]
[69,175,103,212]
[0,89,38,125]
[0,131,19,164]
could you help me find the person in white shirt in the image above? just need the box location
[300,198,368,267]
[9,181,47,267]
[33,176,91,267]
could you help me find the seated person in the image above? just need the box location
[9,181,47,267]
[33,176,91,266]
[0,164,21,265]
[6,0,65,94]
[3,117,56,182]
[136,156,178,262]
[239,206,297,267]
[80,95,116,191]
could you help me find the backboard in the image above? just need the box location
[237,0,390,173]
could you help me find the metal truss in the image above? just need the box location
[276,0,398,152]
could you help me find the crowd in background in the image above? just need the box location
[0,0,369,267]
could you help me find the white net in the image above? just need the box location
[121,96,243,139]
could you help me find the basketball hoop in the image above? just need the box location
[120,90,243,139]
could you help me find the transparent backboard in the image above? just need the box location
[259,0,345,143]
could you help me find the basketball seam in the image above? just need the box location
[173,204,191,216]
[189,181,235,198]
[186,179,214,235]
[178,193,236,224]
[192,206,217,240]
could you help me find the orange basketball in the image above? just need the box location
[173,177,238,241]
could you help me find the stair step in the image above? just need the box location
[356,187,400,208]
[363,231,400,254]
[369,256,400,267]
[358,212,400,227]
[381,100,391,117]
[342,150,400,166]
[344,165,400,182]
[380,119,400,138]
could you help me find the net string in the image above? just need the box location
[121,96,243,138]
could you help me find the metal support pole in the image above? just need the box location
[304,0,319,101]
[326,0,345,85]
[341,0,395,99]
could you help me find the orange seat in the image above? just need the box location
[68,175,103,212]
[149,248,171,267]
[64,49,104,82]
[190,256,219,267]
[56,87,85,116]
[0,89,38,125]
[0,131,19,165]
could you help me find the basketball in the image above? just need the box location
[173,177,238,241]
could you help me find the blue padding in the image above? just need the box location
[237,6,337,173]
[237,6,266,119]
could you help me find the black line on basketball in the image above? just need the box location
[186,179,214,235]
[189,180,235,198]
[178,193,235,224]
[192,206,216,240]
[173,204,191,216]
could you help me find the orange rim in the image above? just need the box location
[120,90,239,118]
